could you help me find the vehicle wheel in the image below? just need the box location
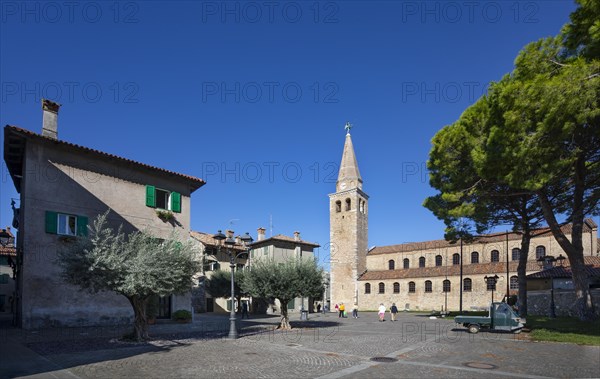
[468,324,480,334]
[514,328,522,334]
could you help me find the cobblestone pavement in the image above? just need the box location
[1,312,599,378]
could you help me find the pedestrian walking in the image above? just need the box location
[378,303,386,322]
[334,303,339,314]
[352,304,359,318]
[390,303,398,321]
[241,301,249,319]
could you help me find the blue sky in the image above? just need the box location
[2,0,594,268]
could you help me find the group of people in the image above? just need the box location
[378,303,399,322]
[332,302,400,321]
[334,303,359,318]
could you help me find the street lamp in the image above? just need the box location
[536,254,566,318]
[213,229,253,339]
[484,274,499,303]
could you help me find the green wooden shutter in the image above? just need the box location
[77,216,88,236]
[45,211,58,234]
[146,185,156,207]
[170,192,181,213]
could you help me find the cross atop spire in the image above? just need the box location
[345,122,352,135]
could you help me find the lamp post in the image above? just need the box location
[484,274,499,303]
[213,229,253,339]
[536,254,565,318]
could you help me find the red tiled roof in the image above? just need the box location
[251,234,320,248]
[190,231,247,252]
[4,125,206,192]
[527,256,600,279]
[359,261,539,281]
[369,220,597,256]
[360,256,600,281]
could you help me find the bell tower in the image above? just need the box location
[329,123,368,307]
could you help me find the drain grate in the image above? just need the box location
[370,357,398,363]
[464,362,498,370]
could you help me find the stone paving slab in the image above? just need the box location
[1,312,599,379]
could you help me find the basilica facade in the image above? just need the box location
[329,130,599,312]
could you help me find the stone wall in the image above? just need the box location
[528,289,600,317]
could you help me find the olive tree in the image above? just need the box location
[56,211,199,341]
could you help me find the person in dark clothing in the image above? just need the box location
[241,301,249,319]
[390,303,398,321]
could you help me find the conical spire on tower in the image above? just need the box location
[336,122,362,192]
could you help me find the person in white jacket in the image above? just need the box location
[378,303,386,322]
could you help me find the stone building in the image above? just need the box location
[329,128,599,312]
[0,227,16,317]
[190,230,249,313]
[3,100,205,328]
[249,228,320,314]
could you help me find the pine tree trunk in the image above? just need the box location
[517,229,531,317]
[128,296,149,341]
[538,192,596,321]
[278,299,292,329]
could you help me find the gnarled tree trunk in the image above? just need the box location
[128,296,149,341]
[278,299,292,329]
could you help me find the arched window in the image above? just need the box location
[378,282,385,294]
[512,248,520,261]
[419,256,426,268]
[408,281,416,293]
[471,251,479,264]
[452,253,460,265]
[435,255,443,266]
[393,282,400,293]
[463,278,472,292]
[535,246,546,260]
[491,250,500,262]
[365,283,371,294]
[425,280,432,293]
[335,201,341,213]
[388,260,395,270]
[359,200,365,213]
[345,198,351,211]
[510,275,519,290]
[443,279,451,292]
[403,258,410,269]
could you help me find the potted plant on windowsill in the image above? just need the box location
[173,309,192,323]
[156,210,174,222]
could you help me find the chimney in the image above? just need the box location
[294,231,300,241]
[42,99,61,139]
[257,227,266,241]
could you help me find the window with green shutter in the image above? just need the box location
[146,185,182,213]
[45,211,88,236]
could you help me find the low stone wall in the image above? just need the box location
[528,289,600,317]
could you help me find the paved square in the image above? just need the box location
[1,312,599,378]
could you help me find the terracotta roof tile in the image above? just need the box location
[527,257,600,279]
[360,256,600,281]
[369,220,597,256]
[190,231,247,252]
[251,234,320,248]
[359,261,539,281]
[4,125,205,192]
